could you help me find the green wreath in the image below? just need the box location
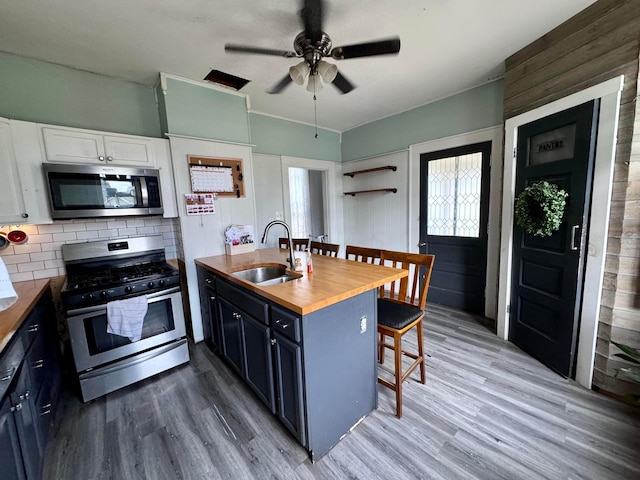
[514,181,567,237]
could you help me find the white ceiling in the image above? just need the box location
[0,0,597,132]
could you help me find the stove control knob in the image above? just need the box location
[159,279,166,287]
[124,286,133,294]
[100,291,108,299]
[147,281,155,288]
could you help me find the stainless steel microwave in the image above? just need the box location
[43,163,163,219]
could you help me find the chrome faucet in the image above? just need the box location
[261,220,296,271]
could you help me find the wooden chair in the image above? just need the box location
[279,237,309,251]
[310,240,340,257]
[377,250,435,418]
[345,245,382,265]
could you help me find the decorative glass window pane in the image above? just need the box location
[427,153,482,237]
[529,123,576,165]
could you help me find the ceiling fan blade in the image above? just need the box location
[267,75,293,94]
[301,0,324,42]
[332,71,356,94]
[225,44,297,58]
[330,37,401,60]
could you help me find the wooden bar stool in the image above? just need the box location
[279,237,309,251]
[377,250,435,418]
[310,240,340,257]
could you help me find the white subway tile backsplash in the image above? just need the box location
[126,219,145,228]
[143,218,162,227]
[98,229,120,238]
[107,220,127,229]
[37,224,64,234]
[18,261,45,272]
[136,226,156,235]
[10,272,34,282]
[1,217,181,282]
[33,268,60,280]
[27,234,54,244]
[41,241,65,252]
[29,251,56,262]
[76,231,100,240]
[13,244,42,254]
[45,259,64,269]
[62,223,87,232]
[2,254,31,264]
[53,232,77,242]
[85,221,109,231]
[118,227,138,236]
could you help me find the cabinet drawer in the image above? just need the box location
[271,306,301,343]
[0,337,25,399]
[20,307,42,354]
[217,279,268,325]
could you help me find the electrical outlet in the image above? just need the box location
[360,316,367,333]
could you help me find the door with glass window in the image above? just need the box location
[419,142,491,313]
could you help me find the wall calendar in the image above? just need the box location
[187,155,245,197]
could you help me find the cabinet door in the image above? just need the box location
[41,126,105,163]
[0,119,28,224]
[9,365,41,480]
[241,313,276,413]
[0,399,25,480]
[103,135,154,165]
[273,331,306,445]
[218,297,245,376]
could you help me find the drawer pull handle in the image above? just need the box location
[40,409,52,416]
[1,374,12,382]
[205,278,213,285]
[275,319,289,329]
[40,404,52,416]
[33,360,45,368]
[27,325,39,333]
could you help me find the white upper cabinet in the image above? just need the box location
[41,125,156,166]
[0,118,28,224]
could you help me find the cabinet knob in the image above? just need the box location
[106,156,113,162]
[21,213,29,218]
[98,155,105,161]
[271,339,276,346]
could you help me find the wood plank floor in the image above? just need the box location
[43,304,640,479]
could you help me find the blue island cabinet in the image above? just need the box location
[197,266,378,461]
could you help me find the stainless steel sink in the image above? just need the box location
[231,264,300,286]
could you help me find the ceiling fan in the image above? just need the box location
[224,0,401,95]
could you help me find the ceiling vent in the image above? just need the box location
[203,69,250,90]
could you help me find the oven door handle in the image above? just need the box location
[66,286,181,316]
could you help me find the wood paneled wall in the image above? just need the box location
[504,0,640,396]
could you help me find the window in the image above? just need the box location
[427,152,482,237]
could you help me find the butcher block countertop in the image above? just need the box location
[195,248,407,315]
[0,279,50,352]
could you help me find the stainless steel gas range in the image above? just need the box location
[60,236,189,402]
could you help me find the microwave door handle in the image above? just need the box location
[139,176,149,207]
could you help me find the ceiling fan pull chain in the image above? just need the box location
[313,93,318,138]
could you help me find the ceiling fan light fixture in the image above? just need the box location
[289,61,310,85]
[316,60,337,84]
[306,73,323,93]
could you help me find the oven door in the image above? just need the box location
[66,289,185,373]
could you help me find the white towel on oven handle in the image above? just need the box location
[107,296,148,342]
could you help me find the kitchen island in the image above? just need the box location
[195,248,406,461]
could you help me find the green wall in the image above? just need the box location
[0,52,161,137]
[341,80,504,161]
[249,113,341,162]
[161,77,250,143]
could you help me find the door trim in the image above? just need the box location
[409,126,503,319]
[280,156,343,249]
[498,76,624,388]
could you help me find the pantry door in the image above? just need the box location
[510,100,598,377]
